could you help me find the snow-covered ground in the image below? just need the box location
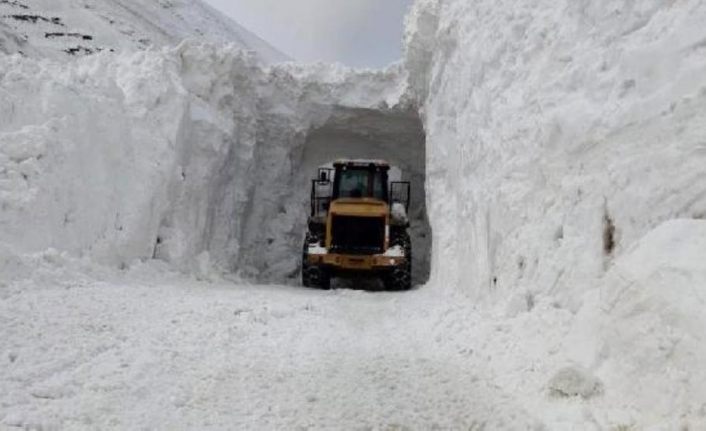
[2,0,706,429]
[3,221,703,430]
[1,256,540,430]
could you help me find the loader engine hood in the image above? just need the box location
[326,198,389,253]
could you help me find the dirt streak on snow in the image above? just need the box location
[0,0,288,62]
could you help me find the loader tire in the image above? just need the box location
[391,230,412,261]
[302,231,330,289]
[384,263,412,291]
[302,264,331,290]
[386,230,412,291]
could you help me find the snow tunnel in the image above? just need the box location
[233,105,432,286]
[301,106,431,285]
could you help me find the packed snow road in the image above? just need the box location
[1,263,543,430]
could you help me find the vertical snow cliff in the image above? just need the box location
[404,0,706,427]
[0,42,430,282]
[406,0,706,302]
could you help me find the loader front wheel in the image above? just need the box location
[384,262,412,291]
[302,231,330,290]
[302,263,331,290]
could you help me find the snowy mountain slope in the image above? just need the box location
[0,19,26,54]
[0,0,288,62]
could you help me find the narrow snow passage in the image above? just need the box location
[298,106,432,284]
[1,271,537,430]
[232,104,432,286]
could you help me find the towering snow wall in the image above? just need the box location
[406,0,706,303]
[0,42,432,283]
[404,2,706,425]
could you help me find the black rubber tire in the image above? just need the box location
[386,229,412,291]
[302,265,331,290]
[302,231,331,290]
[384,264,412,291]
[390,229,412,259]
[302,264,331,290]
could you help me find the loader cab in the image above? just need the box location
[332,161,389,202]
[309,160,411,222]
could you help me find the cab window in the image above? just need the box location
[336,168,386,200]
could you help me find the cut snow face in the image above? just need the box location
[404,0,706,303]
[0,44,425,287]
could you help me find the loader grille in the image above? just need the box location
[331,215,385,254]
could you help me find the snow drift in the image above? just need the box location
[598,219,706,428]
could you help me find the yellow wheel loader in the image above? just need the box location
[302,159,412,290]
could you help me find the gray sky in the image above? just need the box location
[202,0,414,68]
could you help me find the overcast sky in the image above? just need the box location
[202,0,413,68]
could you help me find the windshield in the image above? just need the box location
[336,168,387,200]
